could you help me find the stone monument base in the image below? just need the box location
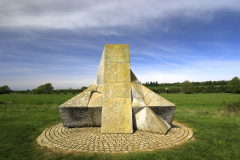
[37,121,193,153]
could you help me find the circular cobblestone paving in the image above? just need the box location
[37,121,193,153]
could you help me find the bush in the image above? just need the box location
[180,80,196,94]
[168,87,180,93]
[0,85,11,94]
[227,76,240,93]
[221,97,240,113]
[32,83,54,94]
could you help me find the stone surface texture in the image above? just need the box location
[135,107,171,134]
[58,44,176,134]
[101,44,132,133]
[37,121,193,153]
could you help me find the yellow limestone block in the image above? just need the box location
[103,62,117,83]
[117,63,130,83]
[104,45,118,63]
[101,98,132,133]
[104,44,130,63]
[116,45,130,62]
[103,83,131,98]
[101,44,132,133]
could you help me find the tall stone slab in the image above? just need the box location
[101,44,133,133]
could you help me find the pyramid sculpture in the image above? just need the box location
[59,44,175,134]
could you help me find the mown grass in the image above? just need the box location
[0,93,240,159]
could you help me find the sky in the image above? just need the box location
[0,0,240,90]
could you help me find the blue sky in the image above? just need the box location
[0,0,240,90]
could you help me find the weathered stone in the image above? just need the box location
[97,86,103,94]
[60,90,92,107]
[103,83,131,98]
[101,44,132,134]
[59,107,90,127]
[130,69,140,84]
[149,106,175,125]
[132,97,147,107]
[141,85,151,97]
[88,92,103,107]
[103,62,117,83]
[132,106,144,129]
[96,50,105,87]
[144,90,157,105]
[117,63,130,83]
[88,107,102,127]
[104,45,118,62]
[135,107,171,134]
[148,94,175,106]
[116,45,130,63]
[101,98,132,133]
[86,84,97,91]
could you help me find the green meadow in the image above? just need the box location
[1,93,240,160]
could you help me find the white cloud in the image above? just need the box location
[1,0,240,30]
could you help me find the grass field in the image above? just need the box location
[1,93,240,160]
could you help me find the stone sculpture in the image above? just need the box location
[59,44,175,134]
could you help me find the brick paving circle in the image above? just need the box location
[37,121,193,153]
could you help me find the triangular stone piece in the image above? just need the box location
[131,82,144,97]
[88,92,103,107]
[144,90,157,105]
[85,84,97,91]
[60,90,92,107]
[96,49,105,89]
[130,69,141,84]
[135,107,171,134]
[148,94,175,106]
[96,86,103,94]
[141,85,151,97]
[131,83,147,106]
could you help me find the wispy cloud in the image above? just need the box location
[1,0,240,30]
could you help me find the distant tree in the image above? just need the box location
[0,85,11,94]
[33,83,54,94]
[180,80,195,94]
[168,87,180,93]
[26,89,31,94]
[227,77,240,93]
[81,86,87,90]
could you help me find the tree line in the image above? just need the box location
[149,77,240,94]
[144,80,229,86]
[1,76,239,94]
[0,83,87,94]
